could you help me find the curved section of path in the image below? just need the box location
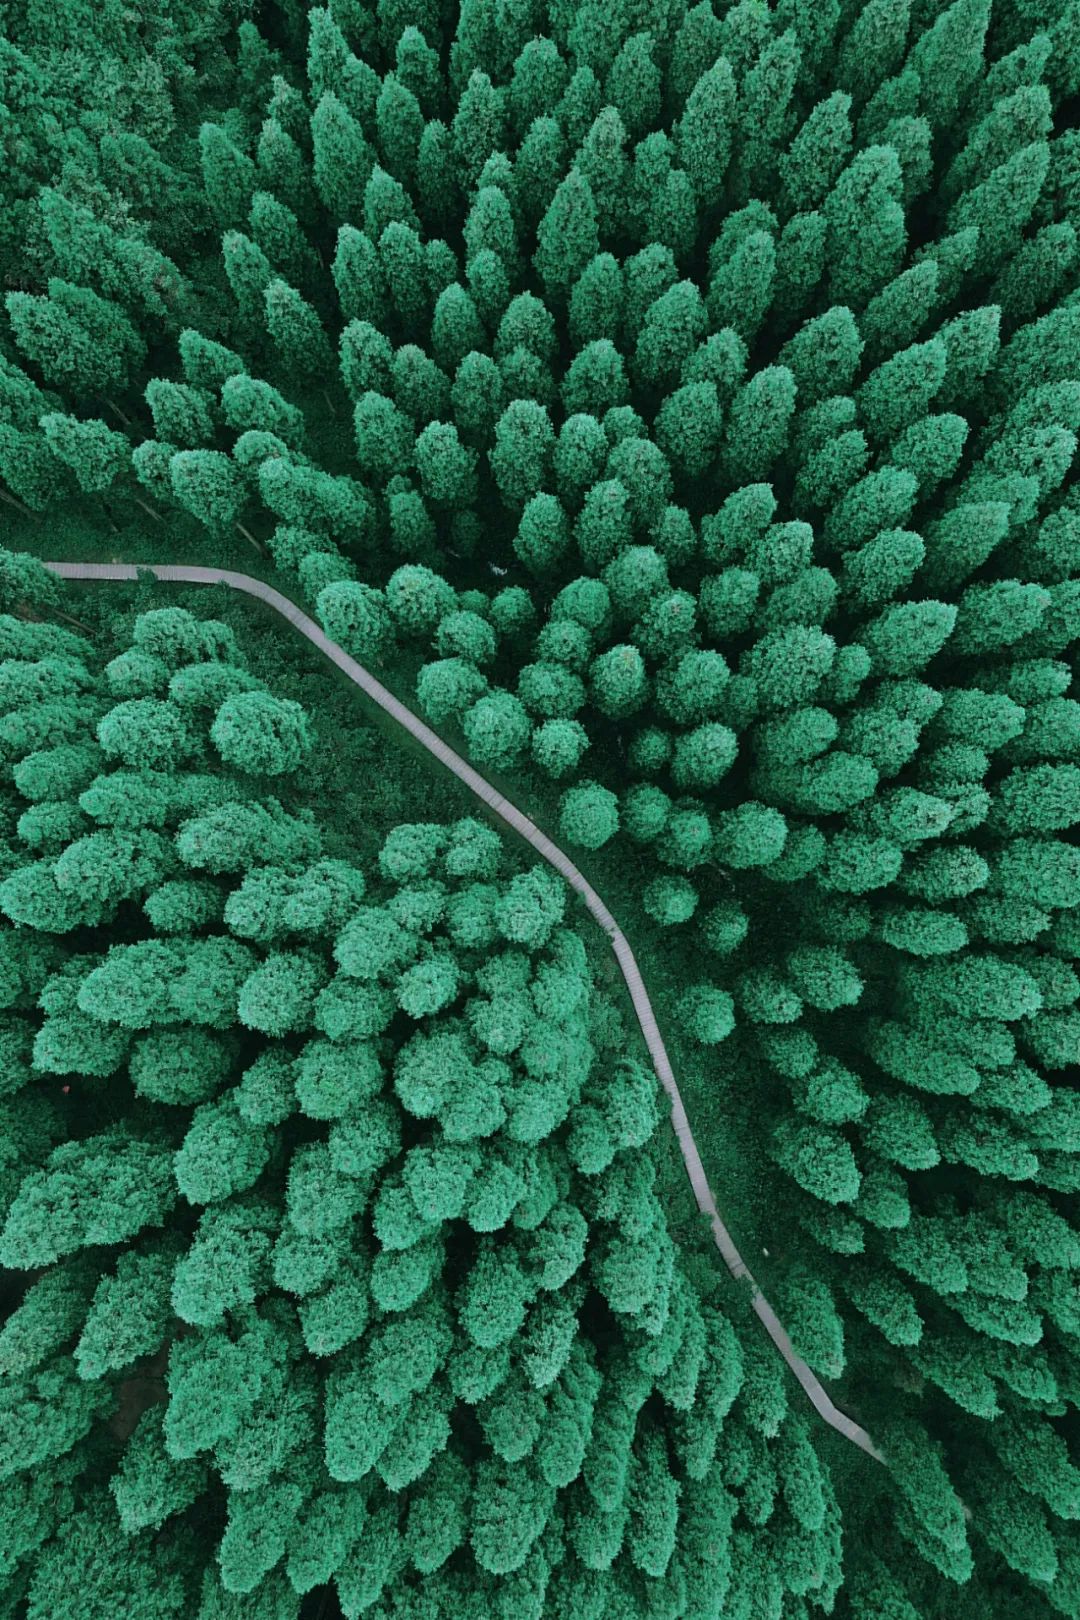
[45,559,883,1463]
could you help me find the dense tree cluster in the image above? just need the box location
[0,589,845,1617]
[3,0,1080,1612]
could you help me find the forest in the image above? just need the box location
[1,0,1080,1614]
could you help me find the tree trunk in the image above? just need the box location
[235,521,266,555]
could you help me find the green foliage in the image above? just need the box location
[0,580,755,1609]
[558,781,619,850]
[7,280,144,399]
[6,0,1080,1610]
[210,692,310,777]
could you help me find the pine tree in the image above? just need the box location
[312,92,376,221]
[772,206,829,321]
[257,115,316,222]
[431,284,485,373]
[780,93,853,214]
[222,231,274,329]
[490,400,555,509]
[780,305,863,403]
[857,337,947,442]
[40,414,129,494]
[376,73,424,184]
[452,69,506,189]
[250,191,319,290]
[415,421,478,507]
[722,367,797,484]
[169,450,248,538]
[990,221,1078,323]
[264,279,334,383]
[308,6,379,118]
[655,382,723,479]
[729,28,803,204]
[7,280,144,401]
[464,196,517,301]
[509,38,569,137]
[607,33,661,142]
[708,230,777,341]
[536,168,600,298]
[39,189,191,328]
[559,781,620,849]
[906,0,990,129]
[634,279,708,391]
[199,123,257,231]
[364,164,422,243]
[0,425,66,510]
[949,143,1051,272]
[221,374,303,447]
[177,330,246,392]
[574,107,631,237]
[825,145,907,304]
[514,115,567,229]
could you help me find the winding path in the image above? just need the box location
[45,559,883,1463]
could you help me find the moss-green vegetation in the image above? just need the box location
[3,0,1080,1613]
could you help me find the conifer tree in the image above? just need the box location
[676,58,735,208]
[222,231,275,331]
[257,116,316,223]
[250,191,319,291]
[825,145,907,304]
[7,280,144,401]
[535,169,600,302]
[490,400,555,509]
[263,280,334,383]
[40,414,129,495]
[199,123,257,230]
[312,92,376,221]
[169,451,249,539]
[907,0,990,128]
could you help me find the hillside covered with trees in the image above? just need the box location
[2,0,1080,1614]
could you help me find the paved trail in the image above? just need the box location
[45,559,883,1463]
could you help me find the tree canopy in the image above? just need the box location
[4,0,1080,1609]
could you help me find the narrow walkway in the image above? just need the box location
[45,559,883,1463]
